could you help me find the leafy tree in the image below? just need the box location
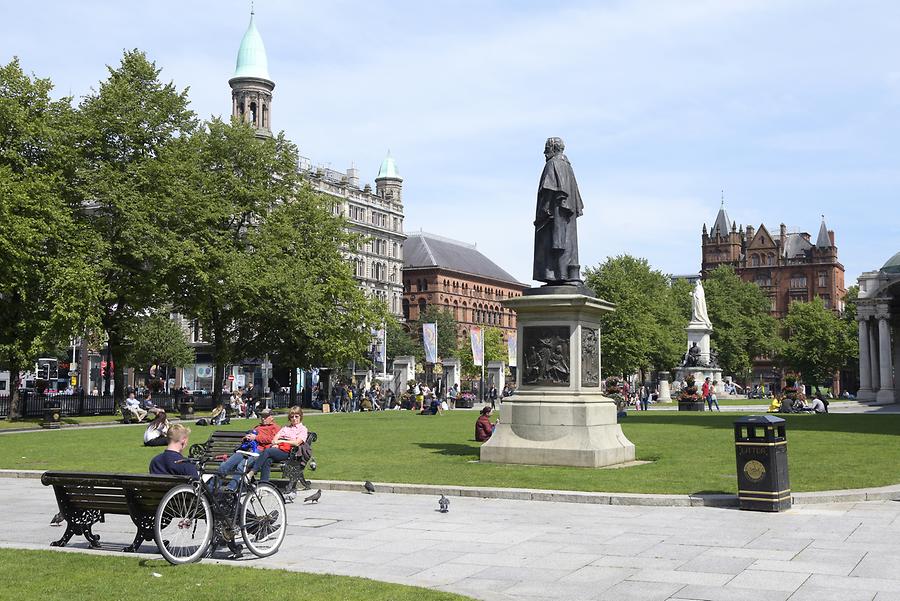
[384,315,420,362]
[0,59,102,418]
[248,186,388,404]
[703,266,780,381]
[458,327,506,379]
[410,306,459,366]
[842,285,860,361]
[73,50,197,403]
[120,313,194,390]
[584,255,686,378]
[171,118,301,402]
[781,297,855,388]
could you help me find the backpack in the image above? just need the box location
[195,418,209,426]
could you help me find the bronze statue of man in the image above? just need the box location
[533,137,583,285]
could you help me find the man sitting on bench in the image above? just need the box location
[149,424,199,479]
[217,408,281,491]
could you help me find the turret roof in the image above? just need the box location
[710,204,731,238]
[234,11,271,81]
[816,218,831,248]
[376,152,401,180]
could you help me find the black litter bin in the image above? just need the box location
[734,415,790,511]
[41,397,62,429]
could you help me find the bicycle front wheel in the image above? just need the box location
[154,484,214,564]
[241,482,286,557]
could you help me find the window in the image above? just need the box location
[790,275,807,289]
[191,320,202,343]
[767,253,775,266]
[756,274,771,287]
[751,254,760,267]
[402,299,410,320]
[818,271,827,288]
[771,297,777,312]
[821,294,831,308]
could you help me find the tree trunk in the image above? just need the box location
[103,342,112,396]
[7,356,22,421]
[108,333,126,405]
[289,367,298,406]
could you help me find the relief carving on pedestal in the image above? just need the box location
[522,326,570,386]
[581,327,600,387]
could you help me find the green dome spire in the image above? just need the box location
[882,251,900,274]
[234,11,271,81]
[376,152,401,180]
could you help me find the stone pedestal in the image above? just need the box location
[392,356,416,396]
[480,292,635,468]
[442,358,461,392]
[487,361,505,395]
[657,371,672,403]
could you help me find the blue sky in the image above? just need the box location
[4,0,898,286]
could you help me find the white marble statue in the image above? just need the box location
[691,280,712,328]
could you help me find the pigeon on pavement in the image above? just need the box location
[50,512,64,526]
[304,489,322,503]
[438,495,450,513]
[364,480,375,494]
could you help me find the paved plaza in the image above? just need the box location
[3,476,900,600]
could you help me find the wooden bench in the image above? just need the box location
[41,471,191,552]
[189,430,317,494]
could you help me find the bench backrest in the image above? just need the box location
[42,472,191,516]
[195,429,316,480]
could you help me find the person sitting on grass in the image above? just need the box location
[475,406,495,442]
[246,406,308,483]
[143,410,170,447]
[217,408,281,491]
[149,424,199,479]
[210,402,229,426]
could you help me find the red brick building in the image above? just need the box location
[701,205,846,318]
[402,232,527,341]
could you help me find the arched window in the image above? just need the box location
[767,253,775,266]
[751,254,760,267]
[418,298,427,317]
[402,299,410,320]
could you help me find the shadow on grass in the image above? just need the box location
[417,442,480,458]
[629,412,900,436]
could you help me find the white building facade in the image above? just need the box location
[856,251,900,404]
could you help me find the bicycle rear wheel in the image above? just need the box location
[154,484,214,564]
[241,482,286,557]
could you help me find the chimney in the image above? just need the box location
[779,223,787,239]
[347,165,360,188]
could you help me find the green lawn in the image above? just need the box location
[0,414,122,430]
[4,410,899,494]
[0,549,472,601]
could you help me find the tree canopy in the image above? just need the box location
[781,297,855,387]
[703,265,781,379]
[584,255,686,378]
[0,58,102,418]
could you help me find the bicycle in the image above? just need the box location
[153,451,287,565]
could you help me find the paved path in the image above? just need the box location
[5,478,900,600]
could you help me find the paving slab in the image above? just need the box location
[4,477,900,600]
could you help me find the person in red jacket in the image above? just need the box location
[217,408,281,490]
[475,406,495,442]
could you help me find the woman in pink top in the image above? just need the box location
[247,406,308,482]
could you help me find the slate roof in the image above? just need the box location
[816,219,831,248]
[882,251,900,274]
[775,232,813,258]
[403,232,524,286]
[710,206,731,238]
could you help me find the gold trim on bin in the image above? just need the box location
[738,489,791,496]
[735,441,787,447]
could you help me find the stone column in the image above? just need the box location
[857,313,874,401]
[875,306,895,404]
[657,371,672,402]
[894,323,900,403]
[869,319,880,393]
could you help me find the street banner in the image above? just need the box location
[507,332,517,367]
[471,327,484,367]
[375,329,386,363]
[423,323,438,363]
